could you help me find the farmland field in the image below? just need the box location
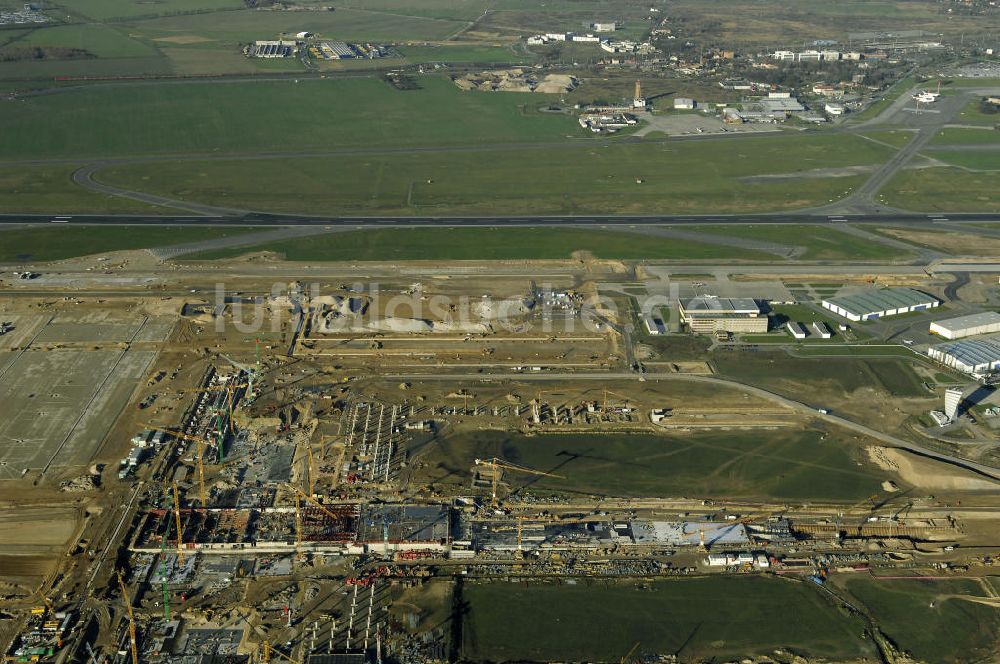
[0,24,160,58]
[122,7,467,43]
[461,577,875,662]
[412,428,890,502]
[59,0,244,20]
[397,44,531,64]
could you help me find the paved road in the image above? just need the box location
[387,370,1000,481]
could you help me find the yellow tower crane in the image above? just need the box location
[285,484,346,557]
[473,458,564,509]
[172,482,185,564]
[306,445,316,497]
[117,570,139,664]
[602,387,630,414]
[621,642,641,664]
[294,492,303,557]
[143,425,211,507]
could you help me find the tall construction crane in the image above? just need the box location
[285,484,347,557]
[236,609,301,664]
[117,570,139,664]
[172,482,185,564]
[144,425,211,506]
[621,642,641,664]
[474,458,564,508]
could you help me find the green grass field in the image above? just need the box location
[844,577,1000,663]
[688,224,915,261]
[0,165,161,215]
[462,577,874,662]
[926,150,1000,171]
[414,428,888,502]
[931,127,1000,146]
[0,225,257,263]
[768,303,843,328]
[713,352,927,399]
[792,345,919,359]
[184,227,774,262]
[878,167,1000,212]
[0,76,573,159]
[96,134,893,216]
[955,99,1000,126]
[861,129,916,149]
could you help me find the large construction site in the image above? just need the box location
[1,242,999,664]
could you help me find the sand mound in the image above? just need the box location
[867,446,999,491]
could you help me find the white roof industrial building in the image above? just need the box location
[821,288,939,321]
[929,311,1000,340]
[787,322,807,339]
[927,335,1000,374]
[641,310,666,335]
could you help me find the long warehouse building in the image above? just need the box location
[927,335,1000,374]
[929,311,1000,340]
[821,287,939,321]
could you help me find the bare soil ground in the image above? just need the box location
[868,446,1000,491]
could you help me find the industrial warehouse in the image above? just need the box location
[927,335,1000,375]
[678,295,768,334]
[821,287,940,321]
[929,311,1000,339]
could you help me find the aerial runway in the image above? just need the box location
[0,211,997,228]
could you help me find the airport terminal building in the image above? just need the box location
[678,296,768,334]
